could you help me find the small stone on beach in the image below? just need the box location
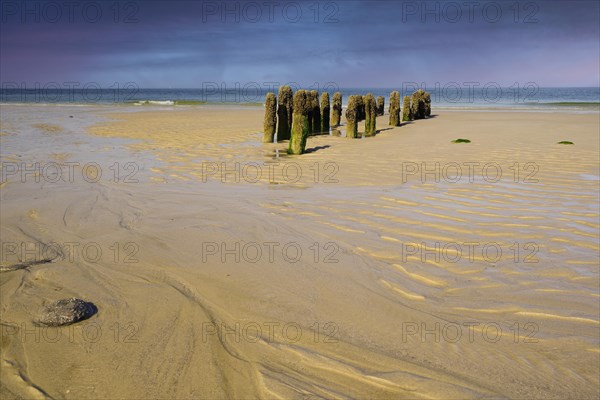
[37,298,98,326]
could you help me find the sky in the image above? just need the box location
[1,0,599,88]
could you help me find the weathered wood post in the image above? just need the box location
[357,95,365,121]
[411,89,426,120]
[424,92,431,117]
[310,90,321,134]
[365,93,377,136]
[263,92,277,143]
[377,96,385,116]
[321,92,330,134]
[389,91,400,126]
[288,90,310,154]
[276,86,293,141]
[331,92,342,127]
[402,95,412,121]
[345,95,360,139]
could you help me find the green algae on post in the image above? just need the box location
[310,90,321,134]
[357,95,365,122]
[389,91,400,126]
[263,92,277,143]
[557,141,574,144]
[331,92,342,127]
[276,86,293,141]
[364,93,377,136]
[402,95,412,121]
[345,95,360,139]
[321,92,330,134]
[377,96,385,116]
[451,138,471,143]
[411,89,427,120]
[424,92,431,117]
[288,90,311,154]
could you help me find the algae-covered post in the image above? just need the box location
[289,90,311,154]
[276,86,293,141]
[306,91,314,135]
[364,94,377,136]
[263,92,277,143]
[345,95,360,139]
[389,91,400,126]
[357,96,365,122]
[310,90,321,134]
[331,92,343,127]
[402,95,412,121]
[377,96,385,116]
[424,92,431,117]
[411,89,426,120]
[321,92,330,134]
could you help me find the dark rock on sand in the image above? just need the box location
[37,298,98,326]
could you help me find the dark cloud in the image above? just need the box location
[1,0,598,86]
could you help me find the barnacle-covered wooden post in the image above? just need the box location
[288,90,310,154]
[364,94,377,136]
[263,92,277,143]
[345,95,360,139]
[377,96,385,116]
[321,92,330,134]
[424,91,431,117]
[276,86,293,141]
[331,92,342,127]
[310,90,321,134]
[402,95,412,121]
[389,91,400,126]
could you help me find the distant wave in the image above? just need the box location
[128,100,208,106]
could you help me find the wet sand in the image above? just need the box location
[1,104,599,399]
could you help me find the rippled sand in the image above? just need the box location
[1,105,598,399]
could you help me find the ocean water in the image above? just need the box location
[0,86,598,110]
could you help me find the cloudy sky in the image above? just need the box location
[1,0,599,88]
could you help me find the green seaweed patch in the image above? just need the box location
[451,138,471,143]
[557,141,574,145]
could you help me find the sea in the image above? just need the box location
[1,86,598,111]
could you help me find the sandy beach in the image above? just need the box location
[0,104,598,399]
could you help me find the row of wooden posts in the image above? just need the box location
[263,87,432,154]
